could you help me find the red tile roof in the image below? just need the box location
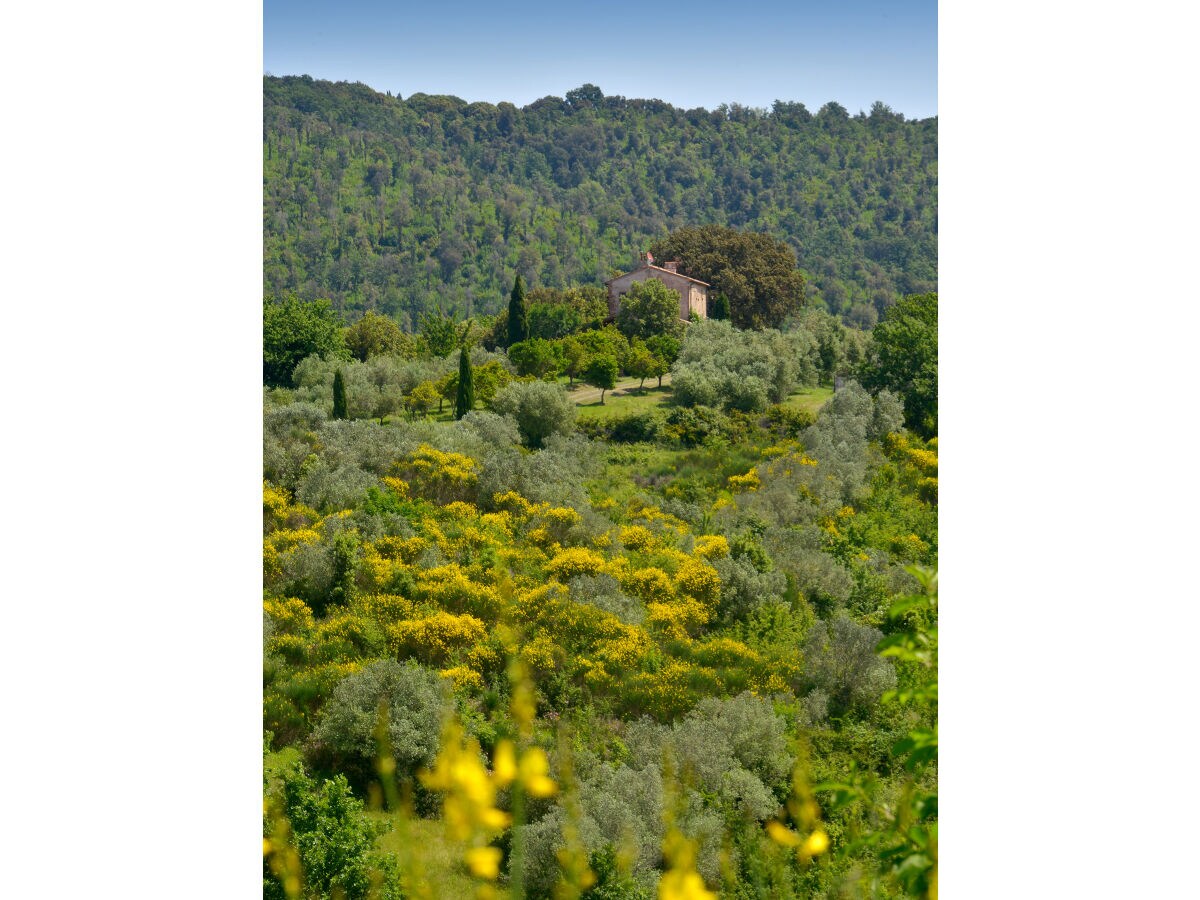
[604,264,711,287]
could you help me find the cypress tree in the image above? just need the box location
[332,369,348,419]
[711,292,731,321]
[454,346,475,419]
[507,274,528,346]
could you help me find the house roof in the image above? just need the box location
[604,264,711,287]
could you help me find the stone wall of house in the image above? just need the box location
[606,266,709,321]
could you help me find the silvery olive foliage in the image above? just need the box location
[803,616,896,717]
[489,380,577,448]
[671,319,820,412]
[475,433,599,513]
[307,659,449,787]
[763,524,856,609]
[523,694,790,895]
[713,554,788,623]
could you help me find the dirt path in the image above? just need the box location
[567,372,672,406]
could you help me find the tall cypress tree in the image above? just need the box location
[506,274,528,347]
[332,369,348,419]
[454,346,475,419]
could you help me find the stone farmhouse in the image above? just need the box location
[605,257,710,323]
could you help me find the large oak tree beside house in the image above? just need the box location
[649,225,807,330]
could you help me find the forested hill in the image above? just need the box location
[264,76,937,329]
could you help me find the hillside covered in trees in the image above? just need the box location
[263,286,938,898]
[263,77,937,329]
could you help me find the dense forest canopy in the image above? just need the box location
[263,77,937,330]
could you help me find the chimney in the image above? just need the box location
[663,260,679,273]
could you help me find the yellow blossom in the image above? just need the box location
[518,747,558,797]
[658,869,717,900]
[801,830,829,858]
[492,740,517,787]
[465,846,502,879]
[766,821,802,847]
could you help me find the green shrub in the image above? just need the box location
[264,762,401,900]
[606,411,664,444]
[491,380,577,448]
[306,659,449,789]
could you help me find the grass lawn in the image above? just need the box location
[370,812,497,898]
[783,385,834,416]
[574,383,674,420]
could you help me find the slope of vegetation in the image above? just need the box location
[263,293,938,898]
[263,77,937,328]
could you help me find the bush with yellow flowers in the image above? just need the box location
[727,469,761,493]
[265,597,317,636]
[675,558,721,608]
[646,597,712,641]
[412,564,502,619]
[546,547,607,581]
[619,523,659,552]
[393,444,479,505]
[623,567,675,604]
[387,611,488,665]
[691,534,729,561]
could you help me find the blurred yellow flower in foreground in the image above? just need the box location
[465,846,502,879]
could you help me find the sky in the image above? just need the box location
[265,0,937,118]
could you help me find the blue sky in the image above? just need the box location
[265,0,937,118]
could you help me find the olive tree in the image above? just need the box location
[306,659,449,789]
[490,380,577,448]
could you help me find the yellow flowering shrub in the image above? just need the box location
[355,543,408,594]
[727,469,761,492]
[311,613,385,662]
[511,583,566,620]
[675,559,720,607]
[692,534,729,560]
[646,597,711,640]
[519,635,561,676]
[534,505,583,543]
[264,597,316,635]
[263,483,290,532]
[492,490,539,521]
[464,639,504,677]
[622,661,718,721]
[623,567,675,604]
[387,611,487,664]
[628,503,689,535]
[760,441,799,458]
[439,665,484,692]
[349,592,417,626]
[415,565,502,619]
[263,483,319,535]
[619,524,658,552]
[754,670,795,695]
[381,475,410,497]
[394,445,478,505]
[442,500,478,519]
[688,637,761,670]
[546,547,607,581]
[594,625,655,673]
[373,534,430,563]
[266,633,308,665]
[905,447,938,476]
[267,528,321,554]
[263,540,282,583]
[479,510,514,536]
[287,660,364,704]
[918,476,938,505]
